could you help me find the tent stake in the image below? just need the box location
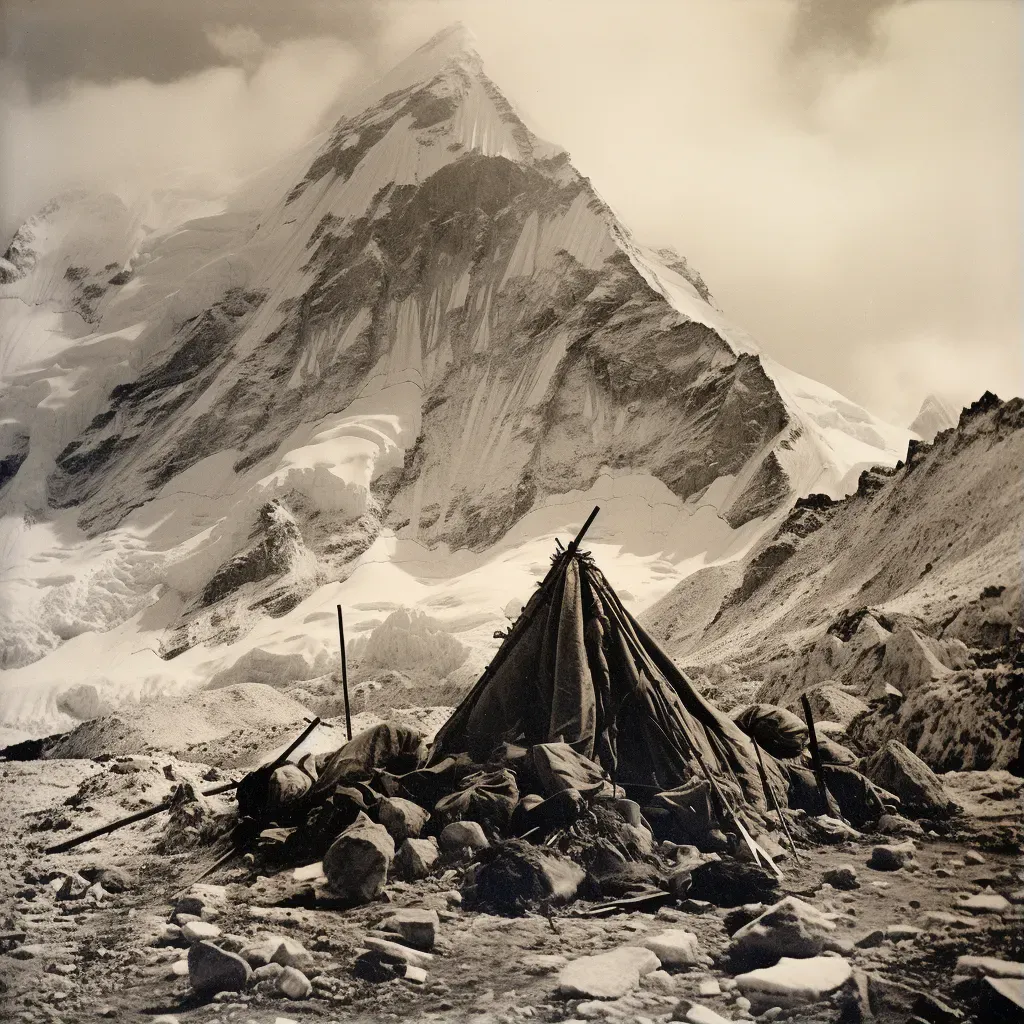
[753,739,801,865]
[338,604,352,741]
[800,695,840,818]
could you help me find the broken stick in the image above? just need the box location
[45,716,322,856]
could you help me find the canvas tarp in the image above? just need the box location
[429,550,779,808]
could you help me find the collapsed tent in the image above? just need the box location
[430,544,777,810]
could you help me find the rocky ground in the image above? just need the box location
[1,742,1022,1024]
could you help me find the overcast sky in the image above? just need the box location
[1,0,1019,425]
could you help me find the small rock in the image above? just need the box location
[271,937,314,971]
[363,936,433,968]
[886,923,923,941]
[644,969,676,992]
[394,837,440,881]
[252,963,285,982]
[276,966,312,999]
[855,929,885,948]
[291,862,324,882]
[698,979,722,997]
[963,850,986,865]
[684,1005,733,1024]
[55,875,91,901]
[523,954,568,974]
[376,908,438,951]
[556,946,661,999]
[438,820,489,853]
[868,842,916,871]
[187,940,251,995]
[403,964,427,984]
[151,922,184,947]
[181,920,221,943]
[955,955,1024,978]
[378,797,430,842]
[679,899,715,915]
[961,891,1011,914]
[823,865,860,891]
[642,929,702,968]
[169,959,189,977]
[734,955,852,1007]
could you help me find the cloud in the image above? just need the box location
[205,25,267,66]
[0,0,1018,426]
[0,36,366,236]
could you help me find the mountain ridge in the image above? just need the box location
[0,25,910,740]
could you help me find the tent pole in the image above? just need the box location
[753,739,801,865]
[800,695,840,818]
[567,505,601,555]
[338,605,352,741]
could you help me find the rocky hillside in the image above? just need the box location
[0,26,909,740]
[644,393,1023,772]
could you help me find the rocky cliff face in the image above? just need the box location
[644,393,1024,771]
[0,26,909,740]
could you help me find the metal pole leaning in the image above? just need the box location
[337,605,352,741]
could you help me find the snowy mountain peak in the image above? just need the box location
[0,27,911,741]
[909,393,958,442]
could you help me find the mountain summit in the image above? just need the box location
[909,393,958,442]
[0,27,910,739]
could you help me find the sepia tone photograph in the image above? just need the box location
[0,1,1021,1022]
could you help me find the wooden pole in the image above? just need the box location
[337,604,352,741]
[752,739,801,864]
[44,717,322,856]
[800,694,841,818]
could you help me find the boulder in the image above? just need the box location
[322,812,394,904]
[863,741,952,818]
[729,896,838,969]
[556,946,661,999]
[376,908,438,951]
[394,837,440,881]
[439,820,489,853]
[187,941,251,995]
[734,955,852,1008]
[377,797,430,842]
[642,930,703,968]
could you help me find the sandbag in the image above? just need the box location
[310,723,427,800]
[530,742,616,800]
[732,704,808,759]
[434,768,519,830]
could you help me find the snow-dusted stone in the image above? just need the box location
[985,978,1024,1016]
[735,955,852,1007]
[556,946,661,999]
[962,891,1011,914]
[439,820,489,853]
[276,966,312,999]
[377,908,438,951]
[378,797,430,842]
[729,896,837,968]
[641,929,702,968]
[181,920,221,943]
[187,940,251,995]
[323,812,394,904]
[363,936,434,969]
[956,955,1024,979]
[885,923,923,941]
